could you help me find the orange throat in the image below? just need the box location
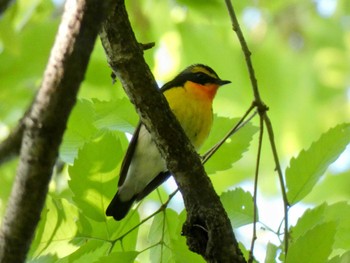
[186,81,220,101]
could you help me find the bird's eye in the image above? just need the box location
[195,72,206,79]
[193,72,207,84]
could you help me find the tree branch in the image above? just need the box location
[0,0,117,262]
[99,1,246,262]
[224,0,290,256]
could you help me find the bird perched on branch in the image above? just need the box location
[106,64,231,221]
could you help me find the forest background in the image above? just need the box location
[0,0,350,262]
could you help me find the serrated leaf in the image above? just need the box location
[202,116,258,174]
[220,188,256,228]
[55,240,109,263]
[68,132,123,222]
[29,196,79,259]
[60,98,137,164]
[74,211,140,252]
[286,222,336,263]
[148,209,179,263]
[291,202,350,254]
[290,203,327,241]
[93,98,138,133]
[60,99,97,164]
[323,202,350,250]
[286,123,350,204]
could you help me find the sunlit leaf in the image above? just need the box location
[60,98,137,164]
[323,202,350,250]
[220,188,256,228]
[60,99,97,164]
[328,250,350,263]
[148,209,180,263]
[96,251,139,263]
[202,116,258,174]
[286,123,350,204]
[27,254,58,263]
[29,196,79,259]
[290,201,350,256]
[265,242,279,263]
[68,132,123,222]
[286,222,336,263]
[93,98,138,133]
[55,240,109,263]
[290,203,327,241]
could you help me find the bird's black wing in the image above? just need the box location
[118,122,142,186]
[135,171,172,201]
[119,76,178,185]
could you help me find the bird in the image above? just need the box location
[106,64,231,221]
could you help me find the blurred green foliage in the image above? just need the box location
[0,0,350,262]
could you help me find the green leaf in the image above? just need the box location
[55,240,110,263]
[170,210,205,263]
[264,242,279,263]
[328,250,350,263]
[60,98,138,164]
[95,251,139,263]
[286,123,350,204]
[148,209,203,262]
[290,202,350,255]
[27,254,58,263]
[290,203,327,241]
[220,188,256,228]
[29,195,79,259]
[286,222,336,263]
[202,116,258,174]
[74,211,140,252]
[148,209,180,263]
[323,202,350,250]
[68,131,123,222]
[60,99,97,164]
[93,98,138,133]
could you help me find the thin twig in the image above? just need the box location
[263,114,290,252]
[224,0,290,255]
[248,114,264,263]
[110,189,178,247]
[202,103,257,165]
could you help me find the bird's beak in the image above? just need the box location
[216,79,231,86]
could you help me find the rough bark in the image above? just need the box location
[0,0,117,262]
[100,1,246,262]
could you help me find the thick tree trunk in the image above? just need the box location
[0,1,117,262]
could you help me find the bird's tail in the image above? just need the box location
[106,192,135,221]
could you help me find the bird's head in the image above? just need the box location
[165,64,231,100]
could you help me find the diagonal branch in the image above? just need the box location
[99,0,246,262]
[0,0,117,262]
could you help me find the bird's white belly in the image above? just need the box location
[118,125,166,201]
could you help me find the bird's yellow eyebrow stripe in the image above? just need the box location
[190,65,219,79]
